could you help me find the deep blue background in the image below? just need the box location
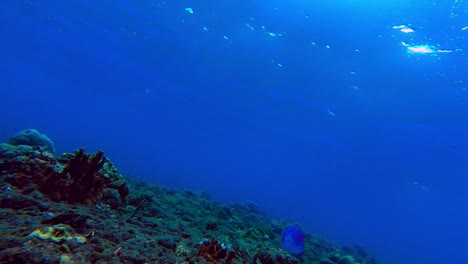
[1,0,467,263]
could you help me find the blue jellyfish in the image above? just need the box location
[281,226,304,255]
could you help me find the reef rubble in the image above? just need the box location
[0,138,378,263]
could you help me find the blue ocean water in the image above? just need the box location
[1,0,467,263]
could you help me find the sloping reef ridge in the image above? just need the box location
[0,137,378,263]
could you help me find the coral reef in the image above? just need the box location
[0,135,378,264]
[8,129,56,154]
[0,144,128,205]
[41,148,128,205]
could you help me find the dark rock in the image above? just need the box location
[206,222,218,231]
[0,193,48,211]
[41,212,90,232]
[157,237,177,251]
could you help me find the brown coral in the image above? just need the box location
[40,148,106,204]
[195,239,237,264]
[0,144,128,206]
[41,148,130,205]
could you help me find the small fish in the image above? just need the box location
[327,109,336,116]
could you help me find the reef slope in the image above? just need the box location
[0,143,377,264]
